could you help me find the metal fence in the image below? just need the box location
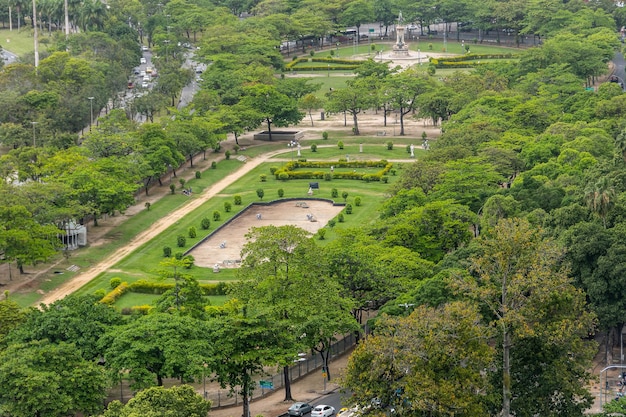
[209,333,357,409]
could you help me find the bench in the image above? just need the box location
[376,131,387,136]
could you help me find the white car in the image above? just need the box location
[140,70,146,77]
[143,75,150,82]
[141,45,148,51]
[311,405,335,417]
[140,57,146,64]
[141,82,149,88]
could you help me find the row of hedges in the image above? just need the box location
[100,280,230,305]
[429,53,518,69]
[285,57,362,71]
[274,160,393,182]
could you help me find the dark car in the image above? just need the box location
[289,402,313,416]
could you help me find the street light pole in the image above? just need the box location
[203,363,208,400]
[164,39,170,62]
[31,121,37,147]
[87,96,94,131]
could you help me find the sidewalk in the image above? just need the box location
[210,353,351,417]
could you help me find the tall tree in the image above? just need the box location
[100,385,211,417]
[451,218,596,417]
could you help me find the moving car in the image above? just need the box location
[140,57,146,64]
[288,402,313,416]
[311,405,335,417]
[146,66,153,73]
[142,45,149,51]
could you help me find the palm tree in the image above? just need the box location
[615,127,626,162]
[77,0,106,31]
[585,176,615,228]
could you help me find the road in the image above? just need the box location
[1,48,17,64]
[612,51,626,91]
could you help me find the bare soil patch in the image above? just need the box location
[190,200,343,268]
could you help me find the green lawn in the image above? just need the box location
[71,157,403,304]
[0,28,38,56]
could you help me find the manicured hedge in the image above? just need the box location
[100,280,230,305]
[274,160,393,181]
[429,53,518,68]
[285,57,362,71]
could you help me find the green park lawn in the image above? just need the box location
[0,28,39,56]
[69,150,404,306]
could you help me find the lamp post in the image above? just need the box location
[203,363,208,400]
[87,96,94,131]
[31,121,37,147]
[327,64,330,77]
[164,39,170,62]
[288,140,297,161]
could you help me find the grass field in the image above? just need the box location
[0,27,38,56]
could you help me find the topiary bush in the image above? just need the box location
[317,228,326,240]
[278,188,284,197]
[354,196,362,206]
[342,191,349,201]
[179,178,186,188]
[201,217,210,230]
[331,188,339,198]
[386,141,393,150]
[279,172,289,181]
[211,161,217,169]
[328,219,336,228]
[177,235,186,247]
[110,277,122,289]
[324,173,332,181]
[170,184,176,194]
[260,174,267,182]
[322,131,329,140]
[188,226,197,238]
[234,195,242,205]
[213,210,221,221]
[257,188,265,200]
[163,246,172,257]
[337,141,344,150]
[345,203,353,214]
[225,150,231,160]
[270,166,278,175]
[311,143,317,152]
[174,251,184,260]
[338,213,344,222]
[195,171,201,179]
[224,201,232,212]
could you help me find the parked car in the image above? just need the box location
[141,82,149,88]
[143,75,150,82]
[133,68,140,75]
[288,402,313,416]
[407,24,418,30]
[146,66,153,73]
[140,57,146,64]
[140,70,146,77]
[142,45,149,51]
[127,81,134,89]
[311,405,335,417]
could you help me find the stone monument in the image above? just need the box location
[392,11,410,57]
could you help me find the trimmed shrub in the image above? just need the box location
[278,188,284,197]
[177,235,186,247]
[311,143,317,152]
[233,144,240,153]
[179,178,186,188]
[270,166,278,175]
[324,173,332,181]
[183,255,195,269]
[279,172,289,181]
[338,213,344,223]
[169,184,176,194]
[201,217,210,230]
[345,203,353,214]
[354,196,362,206]
[331,188,339,198]
[260,174,267,182]
[337,141,344,150]
[188,226,197,238]
[386,141,393,150]
[213,210,221,221]
[406,144,411,154]
[225,150,231,160]
[382,176,389,183]
[390,169,397,176]
[163,246,172,257]
[322,131,329,140]
[342,191,349,201]
[257,188,265,200]
[100,282,129,305]
[211,161,217,169]
[174,251,184,260]
[195,171,201,179]
[224,201,232,212]
[110,277,122,289]
[317,228,326,240]
[234,195,242,205]
[328,219,336,228]
[93,289,106,299]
